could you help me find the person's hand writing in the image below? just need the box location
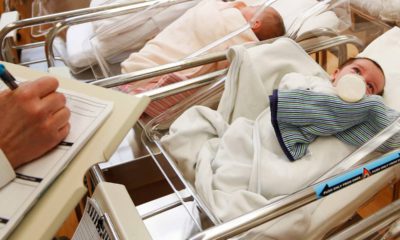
[0,76,71,169]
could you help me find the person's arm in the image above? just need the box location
[0,76,71,169]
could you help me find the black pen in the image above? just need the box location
[0,63,18,90]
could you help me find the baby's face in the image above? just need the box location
[332,58,385,95]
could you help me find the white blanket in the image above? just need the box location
[120,0,258,74]
[218,38,329,123]
[161,38,360,239]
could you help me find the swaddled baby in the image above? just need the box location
[118,0,285,117]
[272,57,395,161]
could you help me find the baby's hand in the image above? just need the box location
[279,72,337,96]
[279,72,308,90]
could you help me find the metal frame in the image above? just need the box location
[0,0,179,62]
[2,0,10,12]
[328,199,400,240]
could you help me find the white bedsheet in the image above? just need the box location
[358,27,400,110]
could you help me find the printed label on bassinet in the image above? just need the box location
[314,150,400,199]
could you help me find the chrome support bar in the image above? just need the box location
[296,27,348,65]
[136,69,227,100]
[90,51,226,88]
[13,41,45,50]
[19,57,63,66]
[296,27,340,42]
[300,34,364,55]
[89,164,106,187]
[92,34,364,88]
[140,190,194,220]
[328,199,400,240]
[3,0,10,12]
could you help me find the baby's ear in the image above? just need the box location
[331,69,339,84]
[251,20,261,32]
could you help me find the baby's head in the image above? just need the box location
[235,3,285,41]
[331,57,385,96]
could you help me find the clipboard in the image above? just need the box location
[0,62,149,240]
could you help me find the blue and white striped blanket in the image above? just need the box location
[270,89,400,161]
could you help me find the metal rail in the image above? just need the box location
[89,164,106,187]
[137,69,227,100]
[91,51,227,88]
[189,150,400,239]
[90,34,363,88]
[295,27,348,65]
[328,199,400,240]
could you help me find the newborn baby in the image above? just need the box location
[118,0,285,117]
[120,0,285,74]
[272,57,392,161]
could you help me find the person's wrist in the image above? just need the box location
[0,141,21,169]
[0,149,16,188]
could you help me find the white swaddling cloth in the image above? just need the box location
[120,0,258,74]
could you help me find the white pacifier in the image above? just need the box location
[335,74,366,103]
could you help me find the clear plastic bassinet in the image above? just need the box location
[49,0,352,80]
